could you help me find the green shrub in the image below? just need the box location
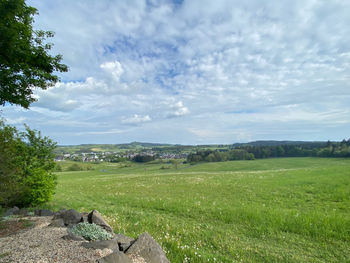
[67,163,83,171]
[54,164,62,172]
[23,168,57,206]
[70,222,113,241]
[85,165,93,171]
[0,120,57,207]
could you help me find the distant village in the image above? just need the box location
[55,150,188,163]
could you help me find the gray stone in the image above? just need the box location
[62,232,86,241]
[34,209,54,216]
[126,232,170,263]
[53,209,67,219]
[97,251,132,263]
[61,209,82,225]
[80,212,89,223]
[49,218,65,227]
[114,234,135,252]
[88,210,113,233]
[81,215,89,223]
[4,206,19,216]
[82,239,119,251]
[17,208,28,216]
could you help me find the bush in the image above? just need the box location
[54,164,62,172]
[85,165,93,170]
[70,222,112,241]
[0,120,57,207]
[132,155,155,163]
[23,168,57,206]
[67,163,83,171]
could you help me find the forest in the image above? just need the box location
[187,140,350,163]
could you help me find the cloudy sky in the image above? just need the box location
[3,0,350,145]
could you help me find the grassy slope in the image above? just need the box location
[47,158,350,262]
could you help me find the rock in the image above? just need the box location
[88,210,113,233]
[62,232,86,241]
[53,208,67,219]
[61,209,82,225]
[81,212,89,223]
[41,209,54,216]
[82,240,119,251]
[34,209,54,216]
[17,208,29,216]
[97,251,132,263]
[4,206,19,216]
[114,234,135,252]
[126,232,170,263]
[49,218,65,227]
[81,215,89,223]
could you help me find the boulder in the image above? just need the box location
[81,240,119,251]
[61,209,82,225]
[114,234,134,252]
[62,232,86,241]
[17,208,29,216]
[126,232,169,263]
[34,209,54,216]
[80,212,89,223]
[97,251,132,263]
[4,206,19,217]
[49,218,65,227]
[88,210,113,233]
[53,208,67,219]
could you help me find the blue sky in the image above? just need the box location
[3,0,350,145]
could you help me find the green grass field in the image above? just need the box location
[46,158,350,262]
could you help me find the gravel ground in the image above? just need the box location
[0,216,113,263]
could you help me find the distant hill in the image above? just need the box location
[55,142,174,154]
[56,140,332,154]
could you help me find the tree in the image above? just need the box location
[0,0,68,108]
[170,159,180,169]
[0,120,57,207]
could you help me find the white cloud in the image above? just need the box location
[100,60,124,83]
[121,114,152,125]
[4,0,349,144]
[75,129,127,136]
[4,117,26,125]
[168,101,189,117]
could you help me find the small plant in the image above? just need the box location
[18,218,34,228]
[70,222,112,241]
[0,252,11,258]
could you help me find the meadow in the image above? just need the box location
[46,158,350,262]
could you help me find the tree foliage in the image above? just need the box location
[187,149,254,163]
[0,0,68,108]
[0,120,57,207]
[132,154,155,163]
[187,141,350,163]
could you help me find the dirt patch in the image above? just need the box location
[0,218,34,238]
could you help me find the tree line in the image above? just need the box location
[187,149,255,163]
[187,140,350,163]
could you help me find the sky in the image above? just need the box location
[2,0,350,145]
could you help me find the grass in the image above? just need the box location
[46,158,350,262]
